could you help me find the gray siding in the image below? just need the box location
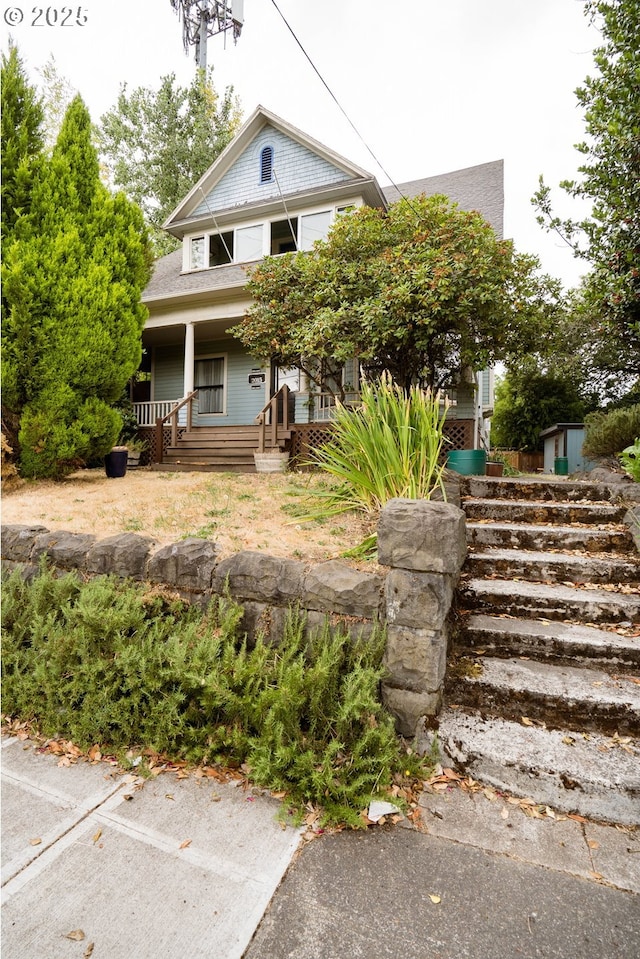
[153,339,266,425]
[193,338,266,425]
[153,347,184,402]
[194,125,350,215]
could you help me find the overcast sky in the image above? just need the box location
[6,0,599,288]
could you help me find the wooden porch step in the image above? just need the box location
[151,461,256,473]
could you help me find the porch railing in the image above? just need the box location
[255,383,290,452]
[133,400,180,427]
[155,391,198,465]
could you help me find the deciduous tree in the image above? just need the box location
[534,0,640,376]
[99,69,241,252]
[232,195,560,395]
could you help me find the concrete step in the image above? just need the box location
[445,656,640,735]
[460,577,640,624]
[466,521,634,554]
[434,709,640,825]
[460,476,615,503]
[463,498,628,526]
[465,547,640,585]
[459,614,640,671]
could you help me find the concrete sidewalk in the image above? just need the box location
[2,734,639,959]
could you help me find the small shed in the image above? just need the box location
[540,423,594,474]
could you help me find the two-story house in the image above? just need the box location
[137,105,504,469]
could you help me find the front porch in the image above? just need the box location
[133,387,478,472]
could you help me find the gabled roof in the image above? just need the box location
[163,105,387,236]
[383,160,504,237]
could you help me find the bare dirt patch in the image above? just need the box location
[2,467,375,562]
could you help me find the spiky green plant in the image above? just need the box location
[306,376,449,517]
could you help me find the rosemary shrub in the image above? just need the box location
[1,564,424,826]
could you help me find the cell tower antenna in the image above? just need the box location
[170,1,244,71]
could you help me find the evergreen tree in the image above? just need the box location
[1,43,44,239]
[2,95,152,478]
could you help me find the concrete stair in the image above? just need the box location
[438,475,640,825]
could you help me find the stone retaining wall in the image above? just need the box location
[1,499,467,736]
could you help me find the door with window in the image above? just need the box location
[195,357,225,414]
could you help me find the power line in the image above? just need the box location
[268,0,418,213]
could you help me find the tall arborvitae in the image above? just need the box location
[1,43,44,240]
[2,95,152,478]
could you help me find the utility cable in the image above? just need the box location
[272,168,300,251]
[268,0,420,215]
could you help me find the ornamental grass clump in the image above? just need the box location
[1,563,425,827]
[307,376,449,517]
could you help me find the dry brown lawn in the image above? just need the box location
[1,466,375,563]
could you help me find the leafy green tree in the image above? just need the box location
[534,0,640,376]
[99,69,241,252]
[1,43,44,239]
[36,54,77,151]
[491,360,593,452]
[232,195,560,394]
[2,95,152,478]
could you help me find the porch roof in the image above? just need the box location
[142,250,249,305]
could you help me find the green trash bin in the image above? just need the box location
[554,456,569,476]
[447,449,487,476]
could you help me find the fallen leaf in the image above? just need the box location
[65,930,85,941]
[88,745,102,762]
[165,794,174,801]
[521,717,534,726]
[179,839,192,849]
[562,736,576,746]
[500,807,509,820]
[84,944,95,959]
[429,894,441,904]
[29,837,42,846]
[92,829,102,844]
[122,794,134,801]
[587,839,600,850]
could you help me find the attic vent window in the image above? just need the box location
[260,146,274,183]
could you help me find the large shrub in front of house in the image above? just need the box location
[1,88,151,479]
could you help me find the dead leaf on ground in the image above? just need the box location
[429,894,441,904]
[84,944,95,958]
[29,837,42,846]
[92,829,102,844]
[587,839,600,850]
[179,839,192,849]
[65,929,85,941]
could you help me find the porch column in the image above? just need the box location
[184,322,195,397]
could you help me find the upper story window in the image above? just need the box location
[190,236,205,270]
[299,211,332,251]
[260,146,274,183]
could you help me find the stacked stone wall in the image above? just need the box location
[1,499,467,735]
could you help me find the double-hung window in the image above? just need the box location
[195,357,225,414]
